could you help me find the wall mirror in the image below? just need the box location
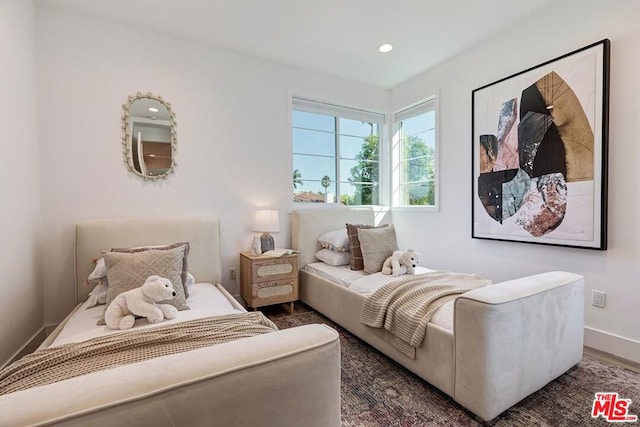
[122,92,177,180]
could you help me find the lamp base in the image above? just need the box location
[260,232,274,253]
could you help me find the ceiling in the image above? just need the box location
[37,0,555,89]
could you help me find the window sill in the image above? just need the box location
[391,205,439,213]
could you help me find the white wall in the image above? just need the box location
[0,0,43,366]
[27,1,640,364]
[390,0,640,362]
[35,6,388,325]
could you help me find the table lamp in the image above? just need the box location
[253,209,279,253]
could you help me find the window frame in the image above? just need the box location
[292,97,386,206]
[391,96,439,212]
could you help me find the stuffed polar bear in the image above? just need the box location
[105,275,178,330]
[381,249,420,277]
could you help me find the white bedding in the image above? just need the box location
[51,282,242,347]
[302,263,455,331]
[302,262,365,287]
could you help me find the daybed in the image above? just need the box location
[292,207,584,421]
[0,217,340,427]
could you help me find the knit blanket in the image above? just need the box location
[0,312,278,395]
[360,271,490,358]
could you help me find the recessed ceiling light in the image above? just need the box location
[378,43,393,53]
[148,107,159,113]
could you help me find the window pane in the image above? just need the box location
[406,129,435,149]
[402,134,430,155]
[293,180,337,203]
[292,110,335,132]
[293,180,327,203]
[317,180,336,203]
[341,158,379,184]
[401,133,434,186]
[401,157,434,182]
[339,118,375,138]
[340,181,379,205]
[318,180,336,197]
[293,128,335,156]
[401,181,435,206]
[293,99,383,206]
[340,134,378,160]
[401,111,435,137]
[394,100,437,208]
[293,154,335,182]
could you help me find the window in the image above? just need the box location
[292,98,384,205]
[392,98,437,207]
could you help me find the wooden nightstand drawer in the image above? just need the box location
[252,258,297,282]
[240,252,299,312]
[252,279,297,304]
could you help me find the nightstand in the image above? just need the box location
[239,252,298,313]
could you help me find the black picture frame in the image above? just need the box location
[471,39,609,249]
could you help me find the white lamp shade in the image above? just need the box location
[253,209,280,233]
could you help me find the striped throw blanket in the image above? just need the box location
[360,271,490,358]
[0,312,278,395]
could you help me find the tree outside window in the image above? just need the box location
[394,100,437,207]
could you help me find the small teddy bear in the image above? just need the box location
[105,275,178,330]
[381,249,421,277]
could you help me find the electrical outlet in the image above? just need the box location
[228,267,237,280]
[592,290,606,308]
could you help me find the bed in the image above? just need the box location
[292,207,585,422]
[0,216,341,427]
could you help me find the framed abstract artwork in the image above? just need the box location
[472,39,609,249]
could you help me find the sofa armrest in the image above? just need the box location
[0,324,341,427]
[453,271,584,421]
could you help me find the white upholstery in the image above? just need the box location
[300,270,456,395]
[0,325,341,427]
[292,208,585,421]
[453,271,584,420]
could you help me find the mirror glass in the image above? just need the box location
[122,93,176,179]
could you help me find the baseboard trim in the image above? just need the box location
[2,327,47,370]
[584,327,640,364]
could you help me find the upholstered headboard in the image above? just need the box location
[292,208,375,268]
[75,216,222,303]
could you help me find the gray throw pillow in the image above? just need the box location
[111,242,190,298]
[346,223,388,271]
[357,225,398,274]
[98,246,190,325]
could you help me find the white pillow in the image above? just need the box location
[87,257,107,281]
[85,280,108,308]
[186,272,195,287]
[315,249,350,266]
[318,229,350,252]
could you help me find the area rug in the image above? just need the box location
[268,308,640,426]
